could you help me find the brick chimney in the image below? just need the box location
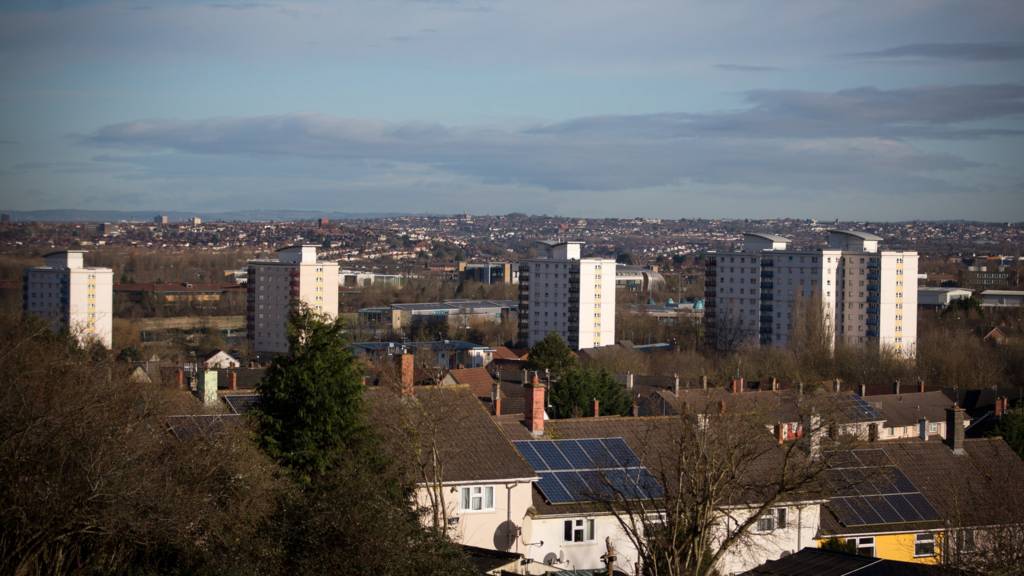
[492,381,502,416]
[774,422,785,445]
[771,377,779,392]
[919,417,929,441]
[893,379,901,395]
[229,370,238,391]
[718,399,726,415]
[593,398,600,417]
[525,372,545,436]
[626,372,634,391]
[995,396,1007,418]
[400,353,415,396]
[176,368,185,389]
[731,377,744,394]
[945,405,966,455]
[918,378,926,394]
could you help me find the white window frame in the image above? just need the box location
[856,536,875,557]
[459,485,495,513]
[563,518,596,543]
[914,532,936,557]
[754,507,788,533]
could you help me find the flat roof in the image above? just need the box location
[828,229,883,241]
[981,290,1024,296]
[275,244,320,252]
[918,287,972,293]
[42,249,87,257]
[744,232,791,243]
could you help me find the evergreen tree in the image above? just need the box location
[549,367,631,418]
[256,305,366,481]
[527,332,578,379]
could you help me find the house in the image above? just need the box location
[441,367,496,398]
[351,340,494,370]
[865,390,970,441]
[365,385,539,556]
[203,349,240,370]
[743,547,964,575]
[815,405,1024,566]
[497,376,826,575]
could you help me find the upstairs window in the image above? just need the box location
[755,507,787,532]
[915,533,936,557]
[564,518,596,542]
[856,536,875,557]
[459,485,494,512]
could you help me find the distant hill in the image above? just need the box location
[1,209,409,223]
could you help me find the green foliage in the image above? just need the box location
[256,305,366,480]
[549,367,632,418]
[527,332,578,379]
[991,408,1024,459]
[820,537,858,555]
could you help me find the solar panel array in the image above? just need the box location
[513,438,664,504]
[840,395,883,422]
[826,449,940,527]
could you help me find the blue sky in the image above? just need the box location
[1,0,1022,220]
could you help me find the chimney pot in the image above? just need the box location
[893,379,901,395]
[918,378,926,394]
[593,398,600,418]
[731,378,744,394]
[176,368,185,390]
[673,374,680,396]
[858,384,866,398]
[229,370,238,391]
[627,372,634,390]
[771,377,779,392]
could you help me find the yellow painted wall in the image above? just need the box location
[816,532,941,565]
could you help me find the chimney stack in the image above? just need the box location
[525,373,545,435]
[626,372,634,391]
[731,377,744,394]
[833,378,841,393]
[492,381,502,416]
[858,384,866,398]
[893,379,901,395]
[702,375,708,391]
[631,397,639,418]
[176,368,185,390]
[400,353,415,396]
[229,370,238,391]
[945,405,966,455]
[919,417,929,441]
[673,373,680,396]
[771,377,779,392]
[918,378,926,394]
[593,398,600,418]
[774,422,785,445]
[199,370,218,406]
[995,396,1008,418]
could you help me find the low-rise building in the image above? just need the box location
[979,289,1024,308]
[917,287,972,309]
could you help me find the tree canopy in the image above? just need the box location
[549,367,632,418]
[526,331,578,379]
[256,305,367,480]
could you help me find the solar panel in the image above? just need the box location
[536,473,573,503]
[513,437,663,504]
[532,441,571,470]
[516,442,548,471]
[825,451,941,527]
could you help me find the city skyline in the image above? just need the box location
[1,1,1023,220]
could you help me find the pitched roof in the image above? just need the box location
[868,391,964,427]
[443,367,495,397]
[885,438,1024,528]
[365,385,536,484]
[742,547,963,576]
[491,346,525,361]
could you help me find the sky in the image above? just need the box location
[0,0,1022,220]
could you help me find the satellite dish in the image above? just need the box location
[543,552,560,566]
[493,520,518,551]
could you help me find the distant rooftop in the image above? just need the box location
[744,232,791,243]
[828,229,883,241]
